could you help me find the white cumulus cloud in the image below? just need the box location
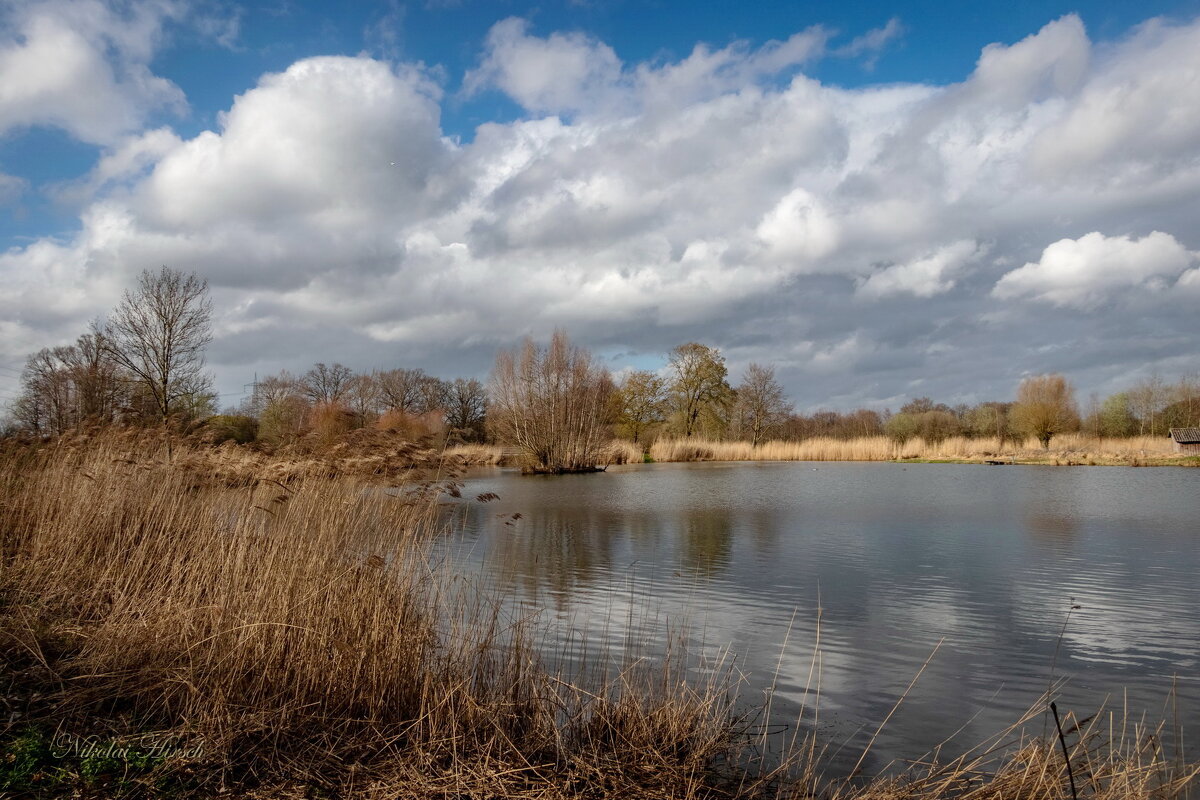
[993,231,1196,308]
[463,17,622,115]
[858,240,983,299]
[0,0,188,144]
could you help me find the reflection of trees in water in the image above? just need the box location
[745,508,784,553]
[477,498,780,594]
[1022,467,1083,546]
[485,506,625,604]
[1026,513,1080,544]
[680,508,734,575]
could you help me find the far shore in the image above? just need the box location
[446,432,1199,470]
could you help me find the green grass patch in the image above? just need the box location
[1,726,199,798]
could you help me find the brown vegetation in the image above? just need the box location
[0,432,752,798]
[488,331,615,473]
[649,433,1182,465]
[1,432,1195,798]
[1012,374,1079,449]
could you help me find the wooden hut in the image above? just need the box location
[1168,428,1200,455]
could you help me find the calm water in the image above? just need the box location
[444,461,1200,776]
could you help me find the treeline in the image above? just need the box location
[240,365,487,445]
[612,354,1199,450]
[6,268,1198,460]
[779,374,1200,447]
[9,268,214,435]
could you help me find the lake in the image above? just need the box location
[444,461,1200,777]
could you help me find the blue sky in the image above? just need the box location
[2,0,1200,412]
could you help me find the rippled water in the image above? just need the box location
[444,461,1200,776]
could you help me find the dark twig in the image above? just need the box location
[1051,701,1079,800]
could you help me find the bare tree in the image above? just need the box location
[733,363,792,446]
[17,348,74,434]
[104,266,214,423]
[416,374,449,414]
[444,378,487,441]
[244,371,301,417]
[488,331,614,472]
[66,327,126,421]
[1128,373,1168,436]
[1011,374,1079,448]
[377,368,428,412]
[301,363,354,405]
[346,373,382,427]
[15,326,129,434]
[668,343,733,437]
[1164,375,1200,429]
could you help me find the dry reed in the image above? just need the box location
[649,434,1181,465]
[0,431,752,798]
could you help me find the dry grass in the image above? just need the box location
[443,441,508,465]
[0,431,754,798]
[649,434,1182,466]
[1,431,1195,798]
[822,701,1197,800]
[600,438,644,465]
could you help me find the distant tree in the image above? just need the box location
[416,374,450,415]
[301,362,354,405]
[781,408,887,442]
[444,378,487,441]
[1011,374,1079,449]
[14,326,130,434]
[733,363,792,446]
[244,372,299,417]
[377,368,426,412]
[885,412,920,446]
[916,409,960,445]
[900,397,937,415]
[964,402,1013,444]
[843,408,884,438]
[668,343,733,437]
[376,368,448,414]
[615,370,669,445]
[488,331,614,472]
[65,327,126,422]
[259,395,309,445]
[1162,375,1200,429]
[1096,392,1138,438]
[17,348,75,434]
[346,373,382,427]
[104,266,213,423]
[1128,374,1169,436]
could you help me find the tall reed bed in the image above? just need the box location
[649,434,1179,464]
[0,432,752,797]
[442,441,508,464]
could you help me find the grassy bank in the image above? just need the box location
[1,432,1195,798]
[648,434,1192,466]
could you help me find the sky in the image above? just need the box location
[2,0,1200,414]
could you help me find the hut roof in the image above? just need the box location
[1169,427,1200,444]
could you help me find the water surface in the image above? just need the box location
[445,461,1200,776]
